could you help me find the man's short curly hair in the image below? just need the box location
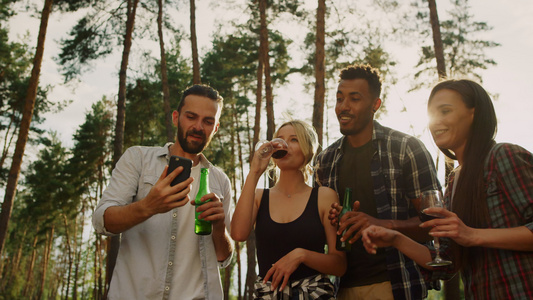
[339,64,382,99]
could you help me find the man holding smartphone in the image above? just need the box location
[92,84,233,300]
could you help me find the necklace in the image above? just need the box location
[278,187,305,198]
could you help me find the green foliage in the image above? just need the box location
[124,78,168,146]
[161,36,193,115]
[57,0,151,82]
[53,0,100,12]
[2,99,115,297]
[123,36,192,148]
[68,97,114,200]
[0,28,32,110]
[23,133,73,223]
[201,24,291,172]
[411,0,499,88]
[0,133,70,296]
[0,0,17,21]
[248,0,306,20]
[0,27,70,187]
[301,20,396,112]
[201,32,251,174]
[57,15,114,81]
[201,31,259,93]
[268,0,304,17]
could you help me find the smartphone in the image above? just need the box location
[168,155,192,187]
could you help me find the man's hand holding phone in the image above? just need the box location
[139,156,193,216]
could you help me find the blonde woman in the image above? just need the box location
[231,120,346,299]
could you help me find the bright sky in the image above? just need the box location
[7,0,533,162]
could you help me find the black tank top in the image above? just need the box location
[255,187,326,280]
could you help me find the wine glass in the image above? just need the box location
[419,190,452,267]
[254,138,288,159]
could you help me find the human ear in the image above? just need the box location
[373,98,382,112]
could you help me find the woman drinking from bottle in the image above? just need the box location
[361,79,533,299]
[231,120,346,299]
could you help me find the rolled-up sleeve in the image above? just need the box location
[92,147,142,236]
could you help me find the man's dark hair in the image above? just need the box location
[339,64,382,99]
[177,84,224,112]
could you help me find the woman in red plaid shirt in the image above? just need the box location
[361,79,533,300]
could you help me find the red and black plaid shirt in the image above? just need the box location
[432,143,533,300]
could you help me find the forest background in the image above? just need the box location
[1,0,532,299]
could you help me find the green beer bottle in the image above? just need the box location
[336,188,352,251]
[195,168,212,235]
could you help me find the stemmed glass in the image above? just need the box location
[419,190,452,267]
[254,138,288,159]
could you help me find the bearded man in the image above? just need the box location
[93,84,233,300]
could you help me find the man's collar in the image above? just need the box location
[196,153,211,168]
[156,142,174,158]
[372,120,385,141]
[163,142,213,168]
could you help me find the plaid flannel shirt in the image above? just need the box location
[439,143,533,300]
[314,121,441,300]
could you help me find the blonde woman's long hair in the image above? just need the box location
[270,120,319,183]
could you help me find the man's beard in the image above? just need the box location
[177,122,210,154]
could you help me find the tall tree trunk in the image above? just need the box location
[49,267,60,299]
[95,233,104,300]
[312,0,326,149]
[113,0,140,174]
[252,58,263,161]
[158,0,173,142]
[63,215,73,300]
[428,0,446,79]
[73,212,83,300]
[38,226,54,300]
[222,104,239,300]
[94,160,105,299]
[190,0,201,84]
[247,91,258,298]
[107,1,139,297]
[81,236,91,300]
[23,234,39,297]
[245,230,257,300]
[259,0,274,140]
[0,116,17,170]
[235,110,245,300]
[2,225,27,290]
[259,0,275,189]
[60,250,68,299]
[0,0,53,260]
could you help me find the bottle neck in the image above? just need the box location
[198,168,210,195]
[343,189,352,207]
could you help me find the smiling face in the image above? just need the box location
[335,79,381,146]
[174,95,220,155]
[428,89,475,159]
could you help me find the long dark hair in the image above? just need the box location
[428,79,497,268]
